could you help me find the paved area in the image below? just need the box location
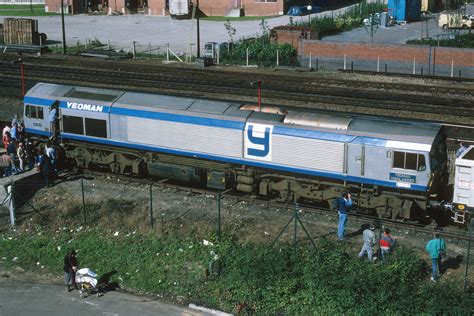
[0,2,365,54]
[1,3,472,55]
[322,4,474,44]
[0,278,215,316]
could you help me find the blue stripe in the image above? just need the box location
[110,107,244,130]
[24,96,56,107]
[273,126,355,142]
[25,128,428,192]
[352,136,387,146]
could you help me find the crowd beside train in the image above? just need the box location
[1,114,59,186]
[336,191,447,283]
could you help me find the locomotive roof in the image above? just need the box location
[348,118,441,144]
[26,83,442,147]
[114,91,251,119]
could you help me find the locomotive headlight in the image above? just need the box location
[457,204,465,210]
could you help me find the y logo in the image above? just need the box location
[244,123,273,161]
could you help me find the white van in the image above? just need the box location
[438,13,473,29]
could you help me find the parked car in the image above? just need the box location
[287,5,321,16]
[438,13,473,29]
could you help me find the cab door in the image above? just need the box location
[24,104,47,135]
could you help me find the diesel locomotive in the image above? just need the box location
[23,82,457,222]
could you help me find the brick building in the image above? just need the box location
[44,0,287,16]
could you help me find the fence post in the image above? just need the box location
[132,41,136,59]
[81,178,86,224]
[316,58,319,71]
[459,69,462,78]
[413,57,416,75]
[166,43,170,62]
[344,54,347,70]
[246,47,249,67]
[377,56,380,72]
[217,191,221,241]
[464,219,474,292]
[276,49,279,66]
[421,67,423,75]
[150,184,154,228]
[8,183,15,227]
[351,61,353,71]
[384,64,387,73]
[450,60,454,78]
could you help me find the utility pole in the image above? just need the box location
[196,0,200,58]
[61,0,67,55]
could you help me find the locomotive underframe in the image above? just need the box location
[61,140,427,221]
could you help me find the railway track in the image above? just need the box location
[81,168,473,242]
[0,57,473,123]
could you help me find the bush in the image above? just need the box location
[220,38,296,67]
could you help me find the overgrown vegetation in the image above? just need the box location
[1,226,472,314]
[220,19,296,67]
[407,33,474,48]
[297,1,386,37]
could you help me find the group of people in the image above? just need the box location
[336,190,447,282]
[1,114,60,187]
[1,115,34,176]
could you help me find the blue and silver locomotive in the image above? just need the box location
[23,82,449,221]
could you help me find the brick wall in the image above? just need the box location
[242,0,284,16]
[199,0,234,16]
[148,0,166,15]
[44,0,84,14]
[302,42,431,64]
[434,46,474,67]
[274,31,474,67]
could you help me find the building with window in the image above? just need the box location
[43,0,286,16]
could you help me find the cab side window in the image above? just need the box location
[25,105,44,119]
[393,151,426,171]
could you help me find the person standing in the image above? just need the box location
[456,141,468,158]
[379,227,396,260]
[36,147,51,187]
[337,191,352,240]
[358,224,376,262]
[6,139,20,175]
[63,250,78,292]
[425,232,446,283]
[49,101,60,139]
[16,142,27,172]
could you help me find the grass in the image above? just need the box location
[0,4,58,16]
[1,225,473,314]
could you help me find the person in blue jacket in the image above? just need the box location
[337,191,352,240]
[425,232,447,283]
